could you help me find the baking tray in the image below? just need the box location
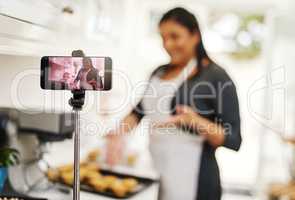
[55,169,158,199]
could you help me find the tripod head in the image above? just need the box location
[69,90,85,111]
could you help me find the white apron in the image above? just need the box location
[80,69,93,90]
[142,60,204,200]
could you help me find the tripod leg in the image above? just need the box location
[71,49,85,200]
[73,110,80,200]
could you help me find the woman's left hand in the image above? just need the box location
[88,79,97,86]
[154,105,199,129]
[167,105,199,127]
[155,105,225,147]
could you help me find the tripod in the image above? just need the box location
[67,50,87,200]
[69,89,85,200]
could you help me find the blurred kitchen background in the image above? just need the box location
[0,0,295,200]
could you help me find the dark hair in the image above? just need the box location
[159,7,210,69]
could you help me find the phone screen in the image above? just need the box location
[41,56,112,90]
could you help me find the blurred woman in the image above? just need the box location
[74,57,103,90]
[106,7,241,200]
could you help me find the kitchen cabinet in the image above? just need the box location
[0,0,121,56]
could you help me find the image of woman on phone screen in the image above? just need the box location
[74,57,103,90]
[106,7,242,200]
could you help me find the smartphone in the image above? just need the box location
[41,56,112,90]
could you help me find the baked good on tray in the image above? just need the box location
[82,162,100,171]
[109,180,128,198]
[84,171,102,183]
[122,178,138,192]
[46,161,139,197]
[46,168,60,182]
[57,164,73,173]
[60,171,74,185]
[88,178,109,192]
[103,175,118,187]
[86,149,100,162]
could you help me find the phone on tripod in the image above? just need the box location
[41,56,112,91]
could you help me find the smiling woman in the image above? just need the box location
[105,7,241,200]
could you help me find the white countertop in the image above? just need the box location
[28,182,159,200]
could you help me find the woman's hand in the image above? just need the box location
[162,105,226,148]
[153,105,199,130]
[88,79,97,89]
[104,113,140,167]
[167,105,199,127]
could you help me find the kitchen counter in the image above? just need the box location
[81,183,159,200]
[9,124,160,200]
[28,182,159,200]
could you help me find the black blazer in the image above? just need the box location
[132,63,242,200]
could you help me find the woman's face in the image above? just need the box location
[159,20,199,66]
[83,58,92,69]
